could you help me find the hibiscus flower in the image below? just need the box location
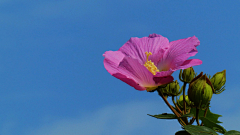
[103,34,202,91]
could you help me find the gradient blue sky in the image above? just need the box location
[0,0,239,135]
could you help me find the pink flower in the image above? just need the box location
[103,34,202,92]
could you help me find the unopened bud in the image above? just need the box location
[188,72,214,109]
[210,70,226,91]
[160,80,180,96]
[168,80,180,96]
[180,67,195,83]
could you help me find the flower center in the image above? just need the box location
[144,52,159,75]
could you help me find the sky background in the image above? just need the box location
[0,0,239,135]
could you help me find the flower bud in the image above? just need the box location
[168,80,180,96]
[177,95,191,109]
[160,80,180,96]
[179,67,195,83]
[210,70,226,91]
[188,72,214,109]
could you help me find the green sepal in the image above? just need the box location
[184,125,218,135]
[215,86,226,94]
[175,130,191,135]
[200,117,226,134]
[224,130,240,135]
[147,113,178,119]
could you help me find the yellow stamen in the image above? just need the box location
[144,52,159,75]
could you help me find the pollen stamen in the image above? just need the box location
[144,52,159,75]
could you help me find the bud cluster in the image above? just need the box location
[178,68,226,109]
[155,67,226,130]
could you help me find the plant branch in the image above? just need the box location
[182,82,187,114]
[172,96,182,115]
[196,108,200,126]
[201,107,208,126]
[189,117,196,125]
[157,89,186,126]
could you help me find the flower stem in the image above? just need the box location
[201,107,208,126]
[157,89,186,126]
[196,108,200,126]
[181,82,189,125]
[189,117,195,125]
[203,107,208,117]
[182,82,187,115]
[172,96,182,115]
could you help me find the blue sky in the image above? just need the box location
[0,0,239,134]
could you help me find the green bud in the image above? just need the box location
[158,84,168,94]
[179,67,195,83]
[210,70,226,91]
[177,95,191,109]
[168,80,180,96]
[188,72,214,109]
[160,80,180,96]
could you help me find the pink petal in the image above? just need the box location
[112,73,145,90]
[117,56,159,89]
[175,59,202,70]
[104,51,145,90]
[103,51,151,90]
[157,36,200,71]
[119,34,169,65]
[155,70,174,77]
[148,33,162,38]
[153,76,174,86]
[104,50,172,90]
[103,51,125,74]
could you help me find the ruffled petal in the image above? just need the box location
[104,51,161,90]
[104,51,145,90]
[112,73,145,90]
[119,34,169,65]
[103,51,126,74]
[104,50,172,90]
[175,59,202,70]
[157,36,200,71]
[118,56,161,89]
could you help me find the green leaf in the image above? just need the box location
[147,113,178,119]
[204,109,222,123]
[190,108,222,123]
[184,125,218,135]
[175,130,191,135]
[180,113,195,118]
[224,130,240,135]
[200,117,226,134]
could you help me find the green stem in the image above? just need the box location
[189,117,195,125]
[182,82,190,125]
[157,89,186,126]
[172,96,182,115]
[203,107,208,117]
[182,82,187,115]
[196,108,200,126]
[158,90,180,117]
[201,107,208,126]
